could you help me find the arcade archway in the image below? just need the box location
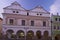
[16,30,25,38]
[42,31,51,40]
[6,29,14,38]
[43,31,49,37]
[36,30,42,39]
[26,30,34,40]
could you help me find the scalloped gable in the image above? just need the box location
[3,1,25,10]
[31,6,49,13]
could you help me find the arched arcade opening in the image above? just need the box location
[16,30,25,38]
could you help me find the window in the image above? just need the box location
[13,11,15,13]
[40,14,42,15]
[54,26,56,29]
[55,18,57,21]
[36,31,41,39]
[16,11,19,13]
[31,21,34,26]
[37,14,39,15]
[13,11,19,13]
[59,18,60,21]
[27,12,29,16]
[57,26,59,30]
[9,19,14,25]
[22,20,25,26]
[43,21,46,26]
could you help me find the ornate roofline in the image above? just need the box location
[3,1,50,14]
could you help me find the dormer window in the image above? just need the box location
[37,14,39,15]
[40,14,42,15]
[27,12,29,16]
[13,11,15,13]
[16,11,19,13]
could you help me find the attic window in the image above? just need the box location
[37,14,39,15]
[27,12,29,16]
[13,11,15,13]
[40,14,42,15]
[16,11,19,13]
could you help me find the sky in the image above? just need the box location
[0,0,60,18]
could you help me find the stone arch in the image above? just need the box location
[16,30,25,38]
[41,31,51,40]
[6,29,14,34]
[36,30,42,39]
[6,29,14,38]
[26,30,34,39]
[43,31,49,37]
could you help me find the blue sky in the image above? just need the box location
[0,0,60,18]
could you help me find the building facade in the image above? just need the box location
[52,14,60,40]
[2,1,51,39]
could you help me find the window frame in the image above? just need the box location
[27,12,29,16]
[57,26,60,30]
[8,18,14,25]
[31,20,34,26]
[55,18,57,21]
[43,21,46,26]
[59,18,60,21]
[54,26,56,30]
[21,20,25,26]
[13,11,15,13]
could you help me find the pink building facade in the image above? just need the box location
[2,1,51,38]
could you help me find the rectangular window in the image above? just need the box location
[43,21,46,26]
[55,18,57,21]
[22,20,25,26]
[59,18,60,21]
[9,19,14,25]
[27,12,29,16]
[54,26,56,29]
[57,26,59,30]
[31,21,34,26]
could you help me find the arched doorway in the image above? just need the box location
[43,31,49,37]
[55,34,60,40]
[6,29,14,38]
[42,31,51,40]
[26,30,34,40]
[36,30,42,39]
[16,30,25,38]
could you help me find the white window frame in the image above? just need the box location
[8,18,15,25]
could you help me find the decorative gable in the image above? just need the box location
[3,1,25,10]
[31,6,49,13]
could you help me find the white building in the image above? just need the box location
[2,1,51,39]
